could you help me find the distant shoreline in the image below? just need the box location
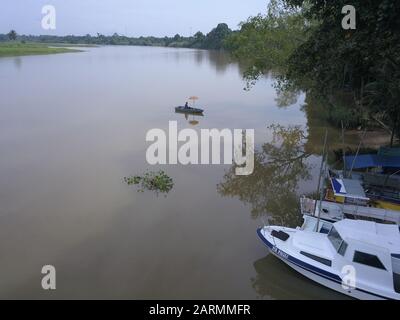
[0,23,233,52]
[0,41,217,58]
[0,42,82,58]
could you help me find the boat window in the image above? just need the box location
[338,241,348,256]
[320,223,332,235]
[328,227,343,251]
[300,251,332,267]
[328,227,348,256]
[353,251,386,270]
[394,273,400,294]
[392,255,400,293]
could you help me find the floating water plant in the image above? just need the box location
[124,170,174,195]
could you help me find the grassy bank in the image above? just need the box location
[0,42,81,57]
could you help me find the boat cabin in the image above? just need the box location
[301,218,400,298]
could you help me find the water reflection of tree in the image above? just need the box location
[207,50,230,74]
[274,84,301,108]
[302,94,372,163]
[193,50,230,74]
[217,125,312,227]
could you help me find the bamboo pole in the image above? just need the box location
[316,129,328,232]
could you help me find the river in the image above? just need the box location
[0,45,346,299]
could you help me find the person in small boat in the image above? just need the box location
[184,102,189,109]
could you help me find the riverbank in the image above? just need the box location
[0,42,81,57]
[1,22,232,51]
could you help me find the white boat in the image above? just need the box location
[257,218,400,300]
[300,196,400,225]
[329,171,400,211]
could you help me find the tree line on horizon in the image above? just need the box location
[0,23,234,50]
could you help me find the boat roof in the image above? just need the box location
[293,232,335,259]
[334,219,400,252]
[331,178,369,200]
[344,154,400,169]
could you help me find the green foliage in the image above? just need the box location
[203,23,232,49]
[124,170,174,196]
[194,31,205,42]
[7,30,17,41]
[0,42,79,57]
[325,102,360,128]
[363,59,400,140]
[284,0,400,141]
[188,32,206,49]
[0,23,233,50]
[225,0,310,86]
[228,0,399,142]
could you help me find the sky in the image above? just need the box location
[0,0,269,37]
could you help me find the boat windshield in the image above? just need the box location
[328,227,347,255]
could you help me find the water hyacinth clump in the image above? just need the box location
[124,170,174,195]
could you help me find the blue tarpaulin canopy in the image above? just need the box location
[378,147,400,157]
[344,154,400,169]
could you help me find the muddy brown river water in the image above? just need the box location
[0,46,347,299]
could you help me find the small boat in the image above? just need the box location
[300,196,400,225]
[257,218,400,300]
[342,153,400,211]
[328,171,400,211]
[175,106,204,114]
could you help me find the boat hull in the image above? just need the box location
[273,251,383,300]
[175,106,204,114]
[257,228,389,300]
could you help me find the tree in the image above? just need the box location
[225,0,308,87]
[84,34,92,44]
[203,23,232,49]
[7,30,17,41]
[364,59,400,146]
[189,31,206,48]
[228,0,400,142]
[194,31,205,42]
[284,0,400,141]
